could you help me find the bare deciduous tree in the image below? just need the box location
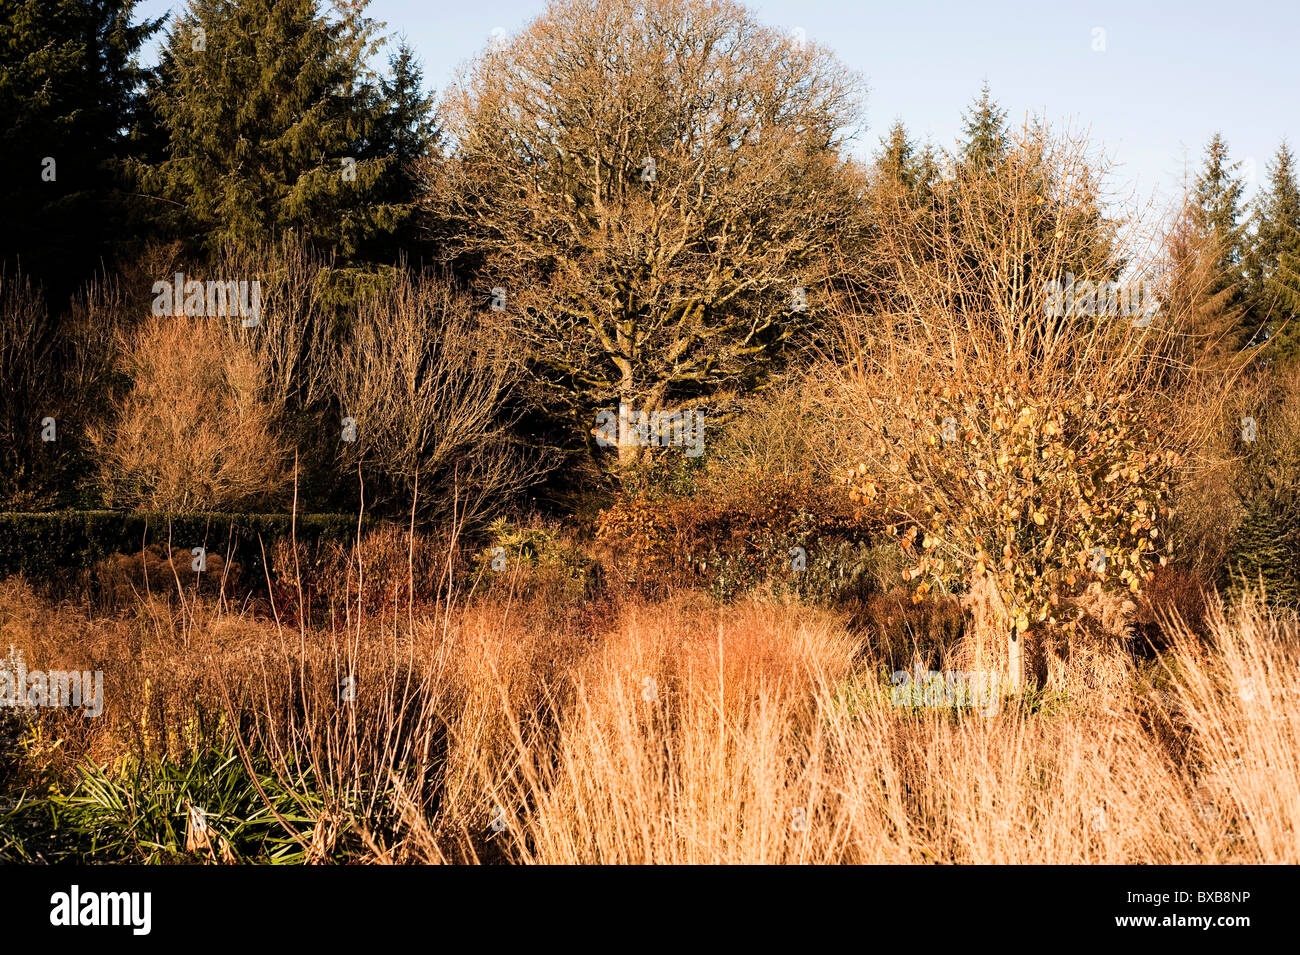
[1,273,124,509]
[212,239,337,418]
[426,0,865,465]
[332,273,546,521]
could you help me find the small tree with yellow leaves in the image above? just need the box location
[834,123,1236,689]
[845,382,1180,685]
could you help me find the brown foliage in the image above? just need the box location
[89,545,238,611]
[5,555,1300,863]
[90,315,291,511]
[595,472,875,596]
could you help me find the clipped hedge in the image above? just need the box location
[0,511,361,580]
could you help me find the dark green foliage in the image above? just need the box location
[0,712,330,864]
[1248,142,1300,363]
[1222,371,1300,609]
[0,511,359,580]
[1192,133,1249,333]
[1223,497,1300,609]
[362,41,441,262]
[877,120,920,192]
[1193,134,1247,250]
[868,121,942,213]
[958,82,1009,178]
[136,0,431,262]
[0,0,162,297]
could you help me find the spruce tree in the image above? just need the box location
[362,41,440,262]
[958,82,1009,177]
[1225,492,1300,610]
[955,98,1114,319]
[912,140,942,204]
[1249,142,1300,362]
[876,120,918,191]
[138,0,411,260]
[1191,133,1248,326]
[0,0,162,297]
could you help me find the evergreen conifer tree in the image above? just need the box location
[877,120,918,191]
[362,40,440,261]
[1249,142,1300,362]
[138,0,423,260]
[1191,134,1248,330]
[958,82,1009,177]
[0,0,162,296]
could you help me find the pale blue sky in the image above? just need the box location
[135,0,1299,207]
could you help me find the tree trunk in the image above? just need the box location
[961,570,1021,693]
[616,399,640,467]
[1006,625,1024,692]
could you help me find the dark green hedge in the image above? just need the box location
[0,511,361,580]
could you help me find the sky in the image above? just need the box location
[133,0,1299,210]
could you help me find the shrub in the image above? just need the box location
[0,273,120,509]
[0,511,357,582]
[475,518,599,603]
[332,272,549,521]
[270,523,450,622]
[90,544,238,609]
[846,384,1180,631]
[90,315,290,511]
[1221,361,1300,608]
[701,367,839,483]
[596,474,877,601]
